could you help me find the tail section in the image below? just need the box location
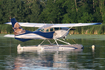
[11,18,32,42]
[11,18,26,36]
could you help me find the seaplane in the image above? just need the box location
[4,18,101,52]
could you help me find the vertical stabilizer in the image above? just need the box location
[11,18,26,36]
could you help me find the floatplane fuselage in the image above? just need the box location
[15,27,69,40]
[4,18,102,46]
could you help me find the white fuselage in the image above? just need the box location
[15,33,46,39]
[14,27,70,40]
[53,30,69,39]
[15,30,69,39]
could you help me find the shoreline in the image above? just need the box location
[1,34,105,40]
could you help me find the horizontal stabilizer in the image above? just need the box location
[4,34,14,38]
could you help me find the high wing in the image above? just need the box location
[51,23,101,27]
[5,22,101,28]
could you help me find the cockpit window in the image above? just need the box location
[41,29,44,32]
[37,29,41,31]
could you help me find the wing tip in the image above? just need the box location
[95,23,102,25]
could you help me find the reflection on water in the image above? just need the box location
[0,35,105,70]
[4,47,105,70]
[6,50,83,70]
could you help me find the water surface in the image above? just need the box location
[0,34,105,70]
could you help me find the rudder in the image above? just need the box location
[11,18,26,36]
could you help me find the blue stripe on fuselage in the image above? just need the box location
[15,30,54,39]
[33,31,54,39]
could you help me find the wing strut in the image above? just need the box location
[38,39,46,46]
[54,39,59,46]
[38,39,71,46]
[47,39,53,45]
[38,39,53,46]
[54,39,71,46]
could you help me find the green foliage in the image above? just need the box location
[78,12,94,23]
[0,0,105,34]
[0,0,104,23]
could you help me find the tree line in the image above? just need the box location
[0,0,105,23]
[0,0,105,34]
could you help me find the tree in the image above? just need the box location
[0,0,14,23]
[38,0,57,23]
[0,1,3,24]
[76,0,94,22]
[99,0,105,23]
[39,0,66,23]
[29,0,41,22]
[92,0,102,22]
[62,0,77,23]
[78,12,93,23]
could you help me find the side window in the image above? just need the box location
[50,28,53,32]
[46,29,49,32]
